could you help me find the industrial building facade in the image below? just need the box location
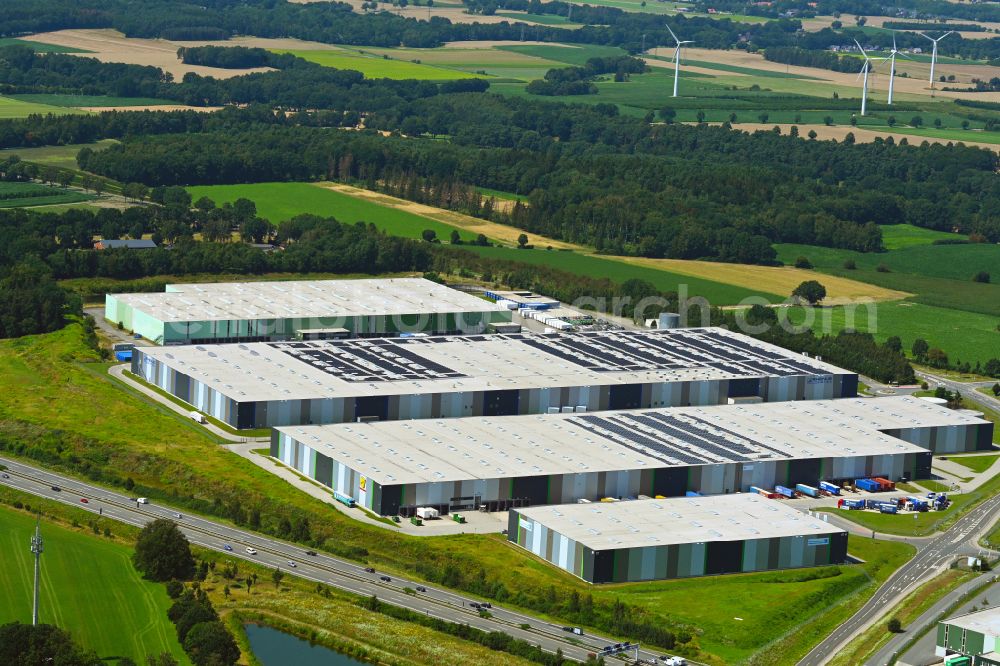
[106,278,510,344]
[507,495,849,583]
[132,327,859,429]
[263,397,981,516]
[937,608,1000,664]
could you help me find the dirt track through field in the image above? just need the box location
[721,123,1000,153]
[315,182,581,249]
[611,256,912,304]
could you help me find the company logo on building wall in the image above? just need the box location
[807,537,830,547]
[359,476,367,491]
[806,375,833,385]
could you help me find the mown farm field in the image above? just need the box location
[0,95,85,119]
[0,506,187,664]
[273,48,487,79]
[0,182,94,208]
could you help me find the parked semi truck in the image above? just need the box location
[774,485,795,499]
[819,481,841,496]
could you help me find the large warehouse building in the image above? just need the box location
[106,278,510,344]
[507,494,848,583]
[268,396,989,516]
[937,607,1000,665]
[132,327,858,429]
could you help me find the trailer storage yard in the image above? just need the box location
[508,494,849,583]
[132,326,858,429]
[267,396,992,516]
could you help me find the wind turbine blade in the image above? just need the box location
[665,24,679,44]
[940,31,954,40]
[854,38,869,60]
[918,31,933,42]
[673,45,680,62]
[892,33,897,52]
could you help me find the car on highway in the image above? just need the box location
[480,602,492,609]
[223,544,233,552]
[305,550,317,557]
[415,586,426,592]
[79,498,88,504]
[51,485,61,492]
[246,547,258,555]
[379,575,391,582]
[1,473,9,479]
[174,512,182,519]
[363,567,376,573]
[287,560,297,568]
[137,497,148,504]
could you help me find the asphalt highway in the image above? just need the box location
[0,456,689,666]
[797,491,1000,666]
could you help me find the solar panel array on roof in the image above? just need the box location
[511,329,831,376]
[275,339,465,383]
[569,410,782,465]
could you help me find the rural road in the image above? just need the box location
[867,573,998,666]
[917,369,1000,415]
[797,491,1000,666]
[0,456,693,666]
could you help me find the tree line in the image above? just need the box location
[526,55,646,96]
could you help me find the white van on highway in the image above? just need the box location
[246,547,258,555]
[137,497,148,504]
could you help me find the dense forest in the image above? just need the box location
[65,83,998,256]
[0,45,487,108]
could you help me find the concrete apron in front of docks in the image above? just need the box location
[226,442,510,536]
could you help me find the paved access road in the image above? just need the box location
[917,369,1000,415]
[0,456,688,666]
[797,492,1000,666]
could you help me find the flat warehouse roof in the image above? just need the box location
[943,607,1000,637]
[108,278,496,323]
[513,494,844,550]
[276,396,945,486]
[136,327,851,401]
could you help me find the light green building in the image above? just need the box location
[937,608,1000,665]
[105,277,510,344]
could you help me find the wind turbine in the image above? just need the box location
[918,31,953,90]
[665,24,693,98]
[884,33,910,105]
[854,39,875,116]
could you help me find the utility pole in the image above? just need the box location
[31,516,43,626]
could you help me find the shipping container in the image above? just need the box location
[774,485,795,498]
[819,481,841,495]
[855,478,881,492]
[795,483,820,498]
[873,477,896,491]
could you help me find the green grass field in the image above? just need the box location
[0,182,94,208]
[273,49,483,80]
[947,454,999,474]
[774,240,1000,317]
[879,223,961,250]
[186,182,480,242]
[780,300,1000,365]
[8,94,171,108]
[0,38,90,53]
[461,244,782,304]
[0,139,119,168]
[0,95,86,119]
[0,506,187,663]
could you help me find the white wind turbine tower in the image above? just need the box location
[854,39,875,116]
[665,24,694,98]
[918,30,953,90]
[884,33,910,105]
